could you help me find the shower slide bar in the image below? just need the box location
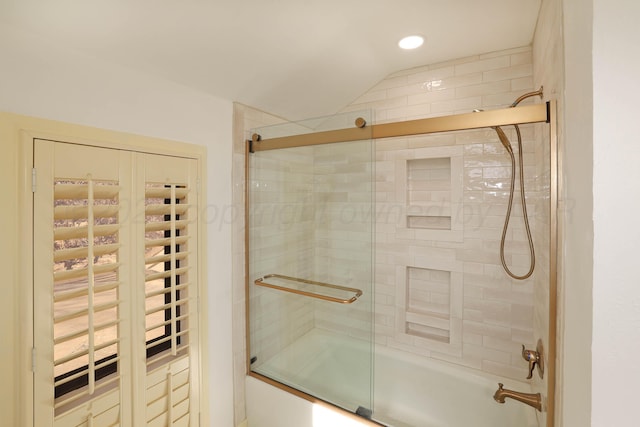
[254,273,363,304]
[249,102,549,152]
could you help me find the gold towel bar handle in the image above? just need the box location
[254,274,363,304]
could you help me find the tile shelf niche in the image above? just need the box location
[397,145,464,242]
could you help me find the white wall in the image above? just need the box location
[548,2,640,426]
[591,1,640,426]
[559,1,594,426]
[0,23,235,427]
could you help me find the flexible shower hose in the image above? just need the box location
[500,123,535,280]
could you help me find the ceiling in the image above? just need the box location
[0,0,541,121]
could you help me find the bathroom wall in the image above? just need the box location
[0,24,235,427]
[591,0,640,426]
[339,46,542,381]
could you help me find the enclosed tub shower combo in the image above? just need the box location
[245,91,557,427]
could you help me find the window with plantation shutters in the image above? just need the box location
[33,140,201,427]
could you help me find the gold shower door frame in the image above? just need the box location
[244,101,558,427]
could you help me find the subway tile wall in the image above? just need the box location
[310,140,375,342]
[248,145,318,365]
[339,46,544,381]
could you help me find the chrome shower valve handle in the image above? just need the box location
[521,339,545,379]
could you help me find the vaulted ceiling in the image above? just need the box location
[0,0,541,120]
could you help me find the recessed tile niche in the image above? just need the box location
[407,157,452,230]
[398,145,464,242]
[395,261,463,355]
[405,266,452,343]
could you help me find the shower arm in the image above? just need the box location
[511,86,544,107]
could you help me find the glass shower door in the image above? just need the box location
[247,112,375,415]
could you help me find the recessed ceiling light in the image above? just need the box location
[398,35,424,50]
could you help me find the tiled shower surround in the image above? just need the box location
[365,126,537,377]
[232,45,551,424]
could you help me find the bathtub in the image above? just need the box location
[249,329,538,427]
[372,343,538,427]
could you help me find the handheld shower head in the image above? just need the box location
[472,88,539,280]
[492,125,514,154]
[472,108,513,154]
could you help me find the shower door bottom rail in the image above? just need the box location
[254,273,363,304]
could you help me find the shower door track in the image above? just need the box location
[249,103,549,151]
[245,100,558,427]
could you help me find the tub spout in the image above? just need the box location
[493,383,542,412]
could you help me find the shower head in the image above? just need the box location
[492,125,514,155]
[472,109,513,154]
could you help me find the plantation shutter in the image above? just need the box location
[33,141,200,427]
[34,141,133,427]
[135,153,200,427]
